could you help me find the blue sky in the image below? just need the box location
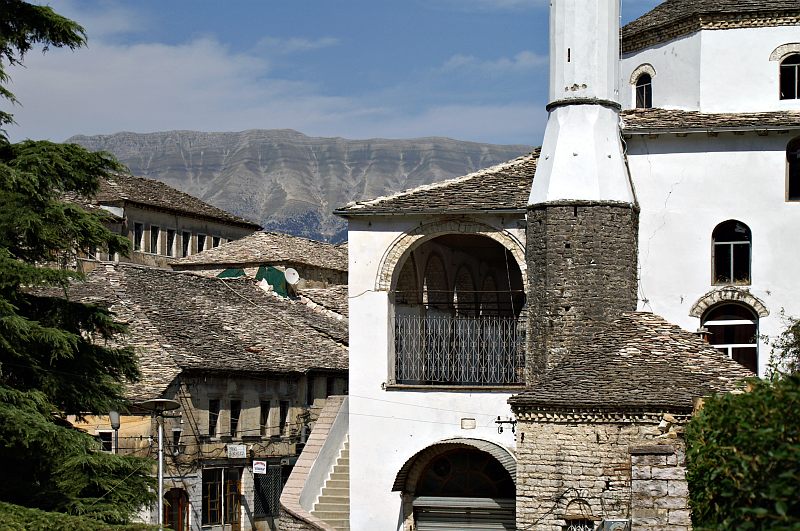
[6,0,660,145]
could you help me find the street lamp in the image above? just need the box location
[137,398,180,529]
[108,410,120,454]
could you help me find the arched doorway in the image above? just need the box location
[394,440,516,530]
[702,303,759,373]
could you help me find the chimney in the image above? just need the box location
[526,0,639,378]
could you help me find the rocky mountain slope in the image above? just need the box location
[69,130,532,242]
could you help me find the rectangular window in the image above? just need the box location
[789,139,800,200]
[202,468,241,526]
[279,400,290,436]
[326,376,336,397]
[208,399,220,437]
[212,235,221,248]
[133,223,144,251]
[150,226,160,254]
[181,231,191,257]
[253,465,283,517]
[260,401,269,437]
[97,431,113,452]
[305,377,315,406]
[230,399,241,438]
[166,229,176,257]
[197,234,207,253]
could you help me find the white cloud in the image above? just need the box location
[442,50,547,74]
[255,36,340,54]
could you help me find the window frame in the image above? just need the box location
[96,430,113,453]
[133,222,144,252]
[635,73,653,109]
[181,231,192,257]
[208,398,220,438]
[165,228,176,257]
[711,220,752,286]
[780,53,800,100]
[701,303,759,373]
[788,137,800,201]
[150,225,160,255]
[197,233,207,253]
[229,399,241,438]
[253,465,283,517]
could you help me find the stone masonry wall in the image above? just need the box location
[516,416,689,530]
[526,202,639,377]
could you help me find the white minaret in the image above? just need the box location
[529,0,634,205]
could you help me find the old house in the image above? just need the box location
[67,264,348,531]
[333,0,799,529]
[73,173,261,269]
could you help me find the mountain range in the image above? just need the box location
[69,130,533,242]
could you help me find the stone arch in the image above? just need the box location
[629,63,656,84]
[376,218,526,292]
[689,287,769,318]
[770,43,800,62]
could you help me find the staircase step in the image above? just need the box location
[316,495,349,505]
[322,487,349,497]
[326,479,349,489]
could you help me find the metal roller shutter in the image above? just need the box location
[414,497,515,531]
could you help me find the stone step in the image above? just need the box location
[316,495,349,506]
[332,465,348,475]
[312,510,349,521]
[314,502,350,513]
[321,486,349,497]
[326,479,348,489]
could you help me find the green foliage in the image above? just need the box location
[685,374,800,530]
[0,501,158,531]
[0,1,155,524]
[768,312,800,377]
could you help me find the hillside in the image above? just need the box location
[69,130,532,242]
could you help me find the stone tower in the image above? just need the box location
[527,0,639,376]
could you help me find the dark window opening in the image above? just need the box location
[181,231,191,257]
[197,234,207,253]
[97,431,112,452]
[702,303,758,373]
[417,448,515,498]
[253,465,283,517]
[166,229,176,257]
[279,400,290,436]
[208,399,220,437]
[788,137,800,200]
[780,54,800,100]
[712,220,751,285]
[212,236,221,248]
[636,73,653,109]
[326,376,336,397]
[133,223,144,251]
[229,400,241,438]
[305,377,315,406]
[150,226,160,254]
[260,401,270,437]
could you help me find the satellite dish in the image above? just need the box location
[284,268,300,285]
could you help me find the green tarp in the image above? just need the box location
[256,266,289,297]
[217,268,246,279]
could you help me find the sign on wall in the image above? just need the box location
[227,444,247,459]
[253,460,267,474]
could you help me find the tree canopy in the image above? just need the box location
[0,0,155,524]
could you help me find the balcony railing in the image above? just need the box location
[394,314,524,386]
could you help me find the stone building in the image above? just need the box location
[334,0,799,529]
[66,263,348,531]
[73,173,261,270]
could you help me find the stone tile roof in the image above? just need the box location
[172,231,347,272]
[96,173,261,228]
[622,109,800,134]
[509,312,752,411]
[298,286,349,318]
[334,150,538,216]
[622,0,800,54]
[56,264,348,400]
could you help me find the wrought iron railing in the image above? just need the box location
[394,314,525,385]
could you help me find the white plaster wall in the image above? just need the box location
[700,27,800,113]
[629,131,800,376]
[620,33,701,110]
[347,217,522,531]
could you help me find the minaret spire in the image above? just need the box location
[526,0,639,378]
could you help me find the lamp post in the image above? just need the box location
[108,410,120,454]
[137,398,180,529]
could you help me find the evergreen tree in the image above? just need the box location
[0,1,155,523]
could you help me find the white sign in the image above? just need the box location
[253,460,267,474]
[227,444,247,459]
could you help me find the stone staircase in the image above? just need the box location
[310,436,350,530]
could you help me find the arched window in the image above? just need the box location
[635,73,653,109]
[780,53,800,100]
[788,137,800,201]
[712,220,751,285]
[702,303,758,373]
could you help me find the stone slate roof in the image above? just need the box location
[510,312,752,412]
[298,286,349,318]
[622,109,800,134]
[334,150,538,216]
[96,173,261,229]
[56,264,347,400]
[172,231,347,272]
[622,0,800,53]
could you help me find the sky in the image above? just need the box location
[5,0,661,146]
